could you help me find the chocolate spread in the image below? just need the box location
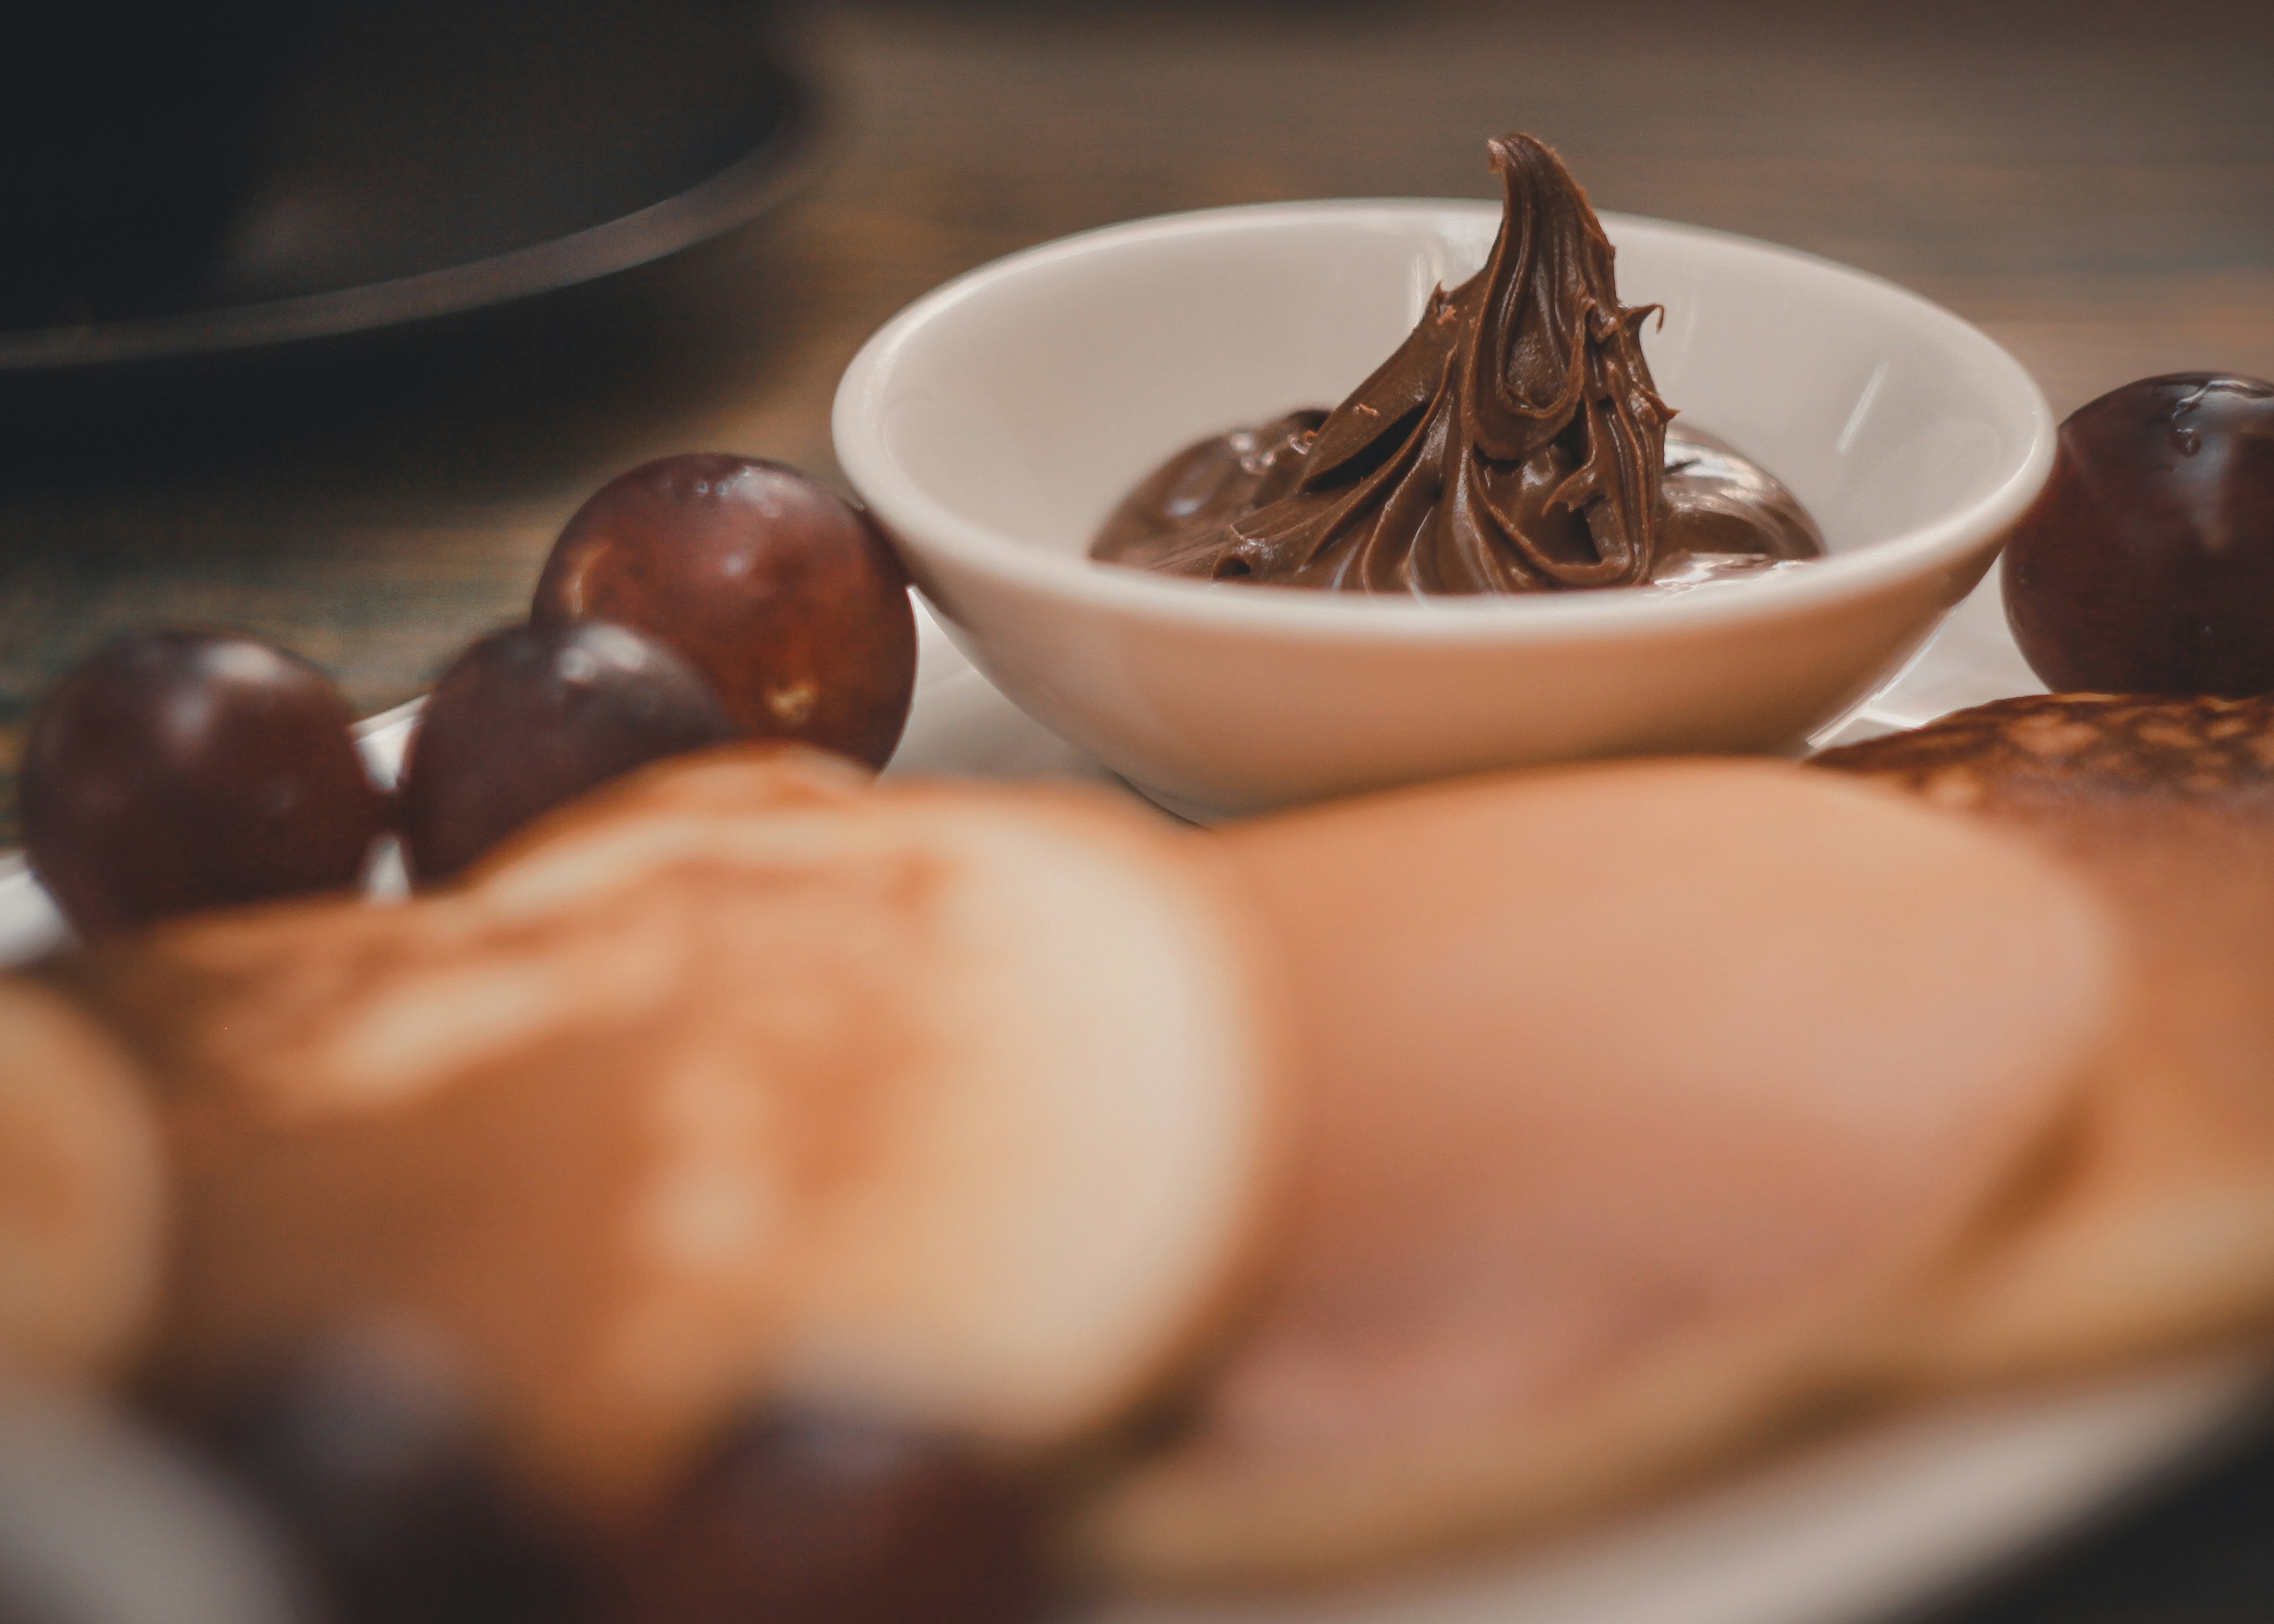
[1090,133,1823,594]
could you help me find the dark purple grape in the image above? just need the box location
[2004,373,2274,694]
[532,456,918,769]
[396,620,734,886]
[616,1411,1053,1624]
[191,1332,583,1624]
[22,631,387,936]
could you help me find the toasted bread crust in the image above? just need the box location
[1815,693,2274,807]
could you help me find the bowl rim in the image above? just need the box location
[833,198,2054,646]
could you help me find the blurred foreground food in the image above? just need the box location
[1092,695,2274,1585]
[55,747,1282,1528]
[8,697,2274,1612]
[1089,760,2119,1583]
[0,980,164,1381]
[1818,694,2274,1373]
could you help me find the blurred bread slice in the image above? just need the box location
[0,978,165,1381]
[57,746,1284,1523]
[1088,760,2120,1587]
[1818,694,2274,1378]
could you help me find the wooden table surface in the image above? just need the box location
[4,0,2272,1612]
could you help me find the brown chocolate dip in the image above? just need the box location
[1090,134,1823,595]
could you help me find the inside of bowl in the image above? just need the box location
[876,203,2038,565]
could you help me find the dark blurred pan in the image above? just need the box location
[0,0,815,379]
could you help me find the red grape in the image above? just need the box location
[22,631,386,935]
[2004,374,2274,694]
[396,620,734,885]
[532,456,917,768]
[616,1410,1053,1624]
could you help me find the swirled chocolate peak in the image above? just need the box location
[1092,133,1823,594]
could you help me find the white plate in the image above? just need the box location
[1,578,2262,1624]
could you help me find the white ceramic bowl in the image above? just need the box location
[834,201,2053,818]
